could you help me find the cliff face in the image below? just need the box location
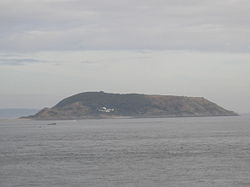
[26,92,238,120]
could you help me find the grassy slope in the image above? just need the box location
[28,92,238,120]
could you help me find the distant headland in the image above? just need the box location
[23,91,238,120]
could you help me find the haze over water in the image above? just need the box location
[1,1,249,186]
[1,115,250,187]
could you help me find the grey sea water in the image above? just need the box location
[0,116,250,187]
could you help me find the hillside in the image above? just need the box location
[25,92,238,120]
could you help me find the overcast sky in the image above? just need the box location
[0,0,249,113]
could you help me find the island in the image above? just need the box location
[24,91,238,120]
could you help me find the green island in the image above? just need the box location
[24,91,238,120]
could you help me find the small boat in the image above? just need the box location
[47,123,56,125]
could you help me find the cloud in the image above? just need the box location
[0,58,44,65]
[80,60,99,64]
[0,0,249,52]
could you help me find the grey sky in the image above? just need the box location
[0,0,249,113]
[1,0,250,52]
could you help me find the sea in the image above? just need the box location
[0,115,250,187]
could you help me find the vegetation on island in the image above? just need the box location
[24,92,238,120]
